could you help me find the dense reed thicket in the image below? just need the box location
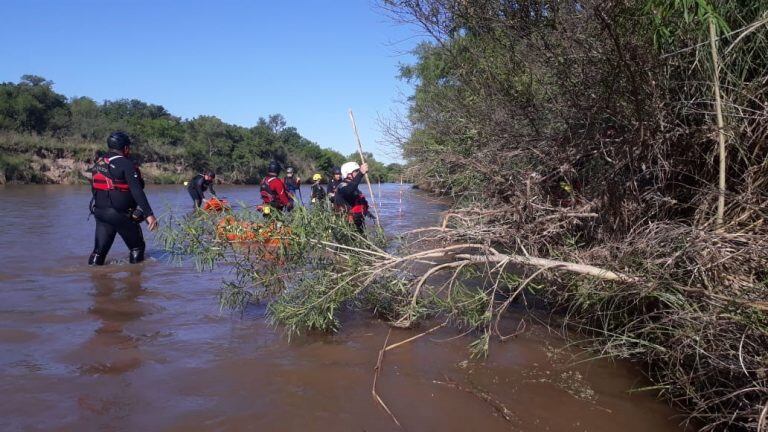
[379,1,767,430]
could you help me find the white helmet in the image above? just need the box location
[340,161,360,178]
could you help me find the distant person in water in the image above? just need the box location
[310,173,326,204]
[260,160,292,214]
[187,170,217,209]
[88,131,158,265]
[284,167,301,204]
[327,166,342,203]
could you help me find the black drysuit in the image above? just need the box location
[327,178,342,202]
[311,183,326,202]
[334,172,369,232]
[187,174,217,208]
[90,151,154,265]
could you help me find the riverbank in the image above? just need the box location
[400,208,768,432]
[0,131,404,185]
[383,1,768,429]
[0,133,190,185]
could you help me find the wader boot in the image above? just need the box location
[88,252,106,266]
[129,247,145,264]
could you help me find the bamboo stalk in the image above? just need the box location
[348,109,382,227]
[709,17,727,228]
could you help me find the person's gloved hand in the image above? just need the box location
[146,215,159,231]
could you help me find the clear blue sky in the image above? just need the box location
[0,0,425,163]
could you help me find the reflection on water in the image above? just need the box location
[0,184,686,431]
[80,268,147,376]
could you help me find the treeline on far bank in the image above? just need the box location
[0,75,403,184]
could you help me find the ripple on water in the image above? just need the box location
[0,328,40,343]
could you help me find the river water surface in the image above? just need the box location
[0,184,685,431]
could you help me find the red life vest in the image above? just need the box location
[349,194,369,216]
[336,181,368,221]
[91,155,130,192]
[260,176,282,207]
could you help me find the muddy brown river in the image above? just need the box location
[0,184,685,431]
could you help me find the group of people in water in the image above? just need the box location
[88,131,373,266]
[185,159,372,224]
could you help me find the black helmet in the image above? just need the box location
[267,160,282,175]
[107,131,131,150]
[286,167,295,174]
[204,170,216,179]
[332,166,341,175]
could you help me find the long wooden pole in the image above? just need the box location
[709,17,727,228]
[348,109,382,227]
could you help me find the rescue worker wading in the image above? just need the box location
[334,161,372,232]
[260,161,292,214]
[187,170,217,209]
[88,131,158,265]
[326,166,342,203]
[284,167,301,205]
[310,173,326,204]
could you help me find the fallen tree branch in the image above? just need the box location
[372,329,401,428]
[433,376,518,425]
[385,321,448,352]
[534,212,599,224]
[454,253,638,283]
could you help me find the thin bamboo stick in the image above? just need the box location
[709,17,727,228]
[348,109,382,227]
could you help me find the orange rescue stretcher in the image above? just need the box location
[202,197,230,212]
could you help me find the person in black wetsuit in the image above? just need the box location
[88,131,158,265]
[187,170,217,209]
[334,161,371,232]
[310,173,326,204]
[283,167,301,206]
[326,166,342,203]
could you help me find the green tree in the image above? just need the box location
[70,97,106,140]
[0,76,68,134]
[0,76,385,185]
